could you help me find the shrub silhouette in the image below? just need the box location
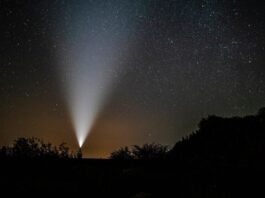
[110,143,168,160]
[0,137,77,159]
[110,146,133,160]
[131,143,168,160]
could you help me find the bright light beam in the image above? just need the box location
[58,2,135,147]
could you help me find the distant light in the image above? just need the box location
[77,133,84,148]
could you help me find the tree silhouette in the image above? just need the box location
[257,107,265,118]
[169,107,265,165]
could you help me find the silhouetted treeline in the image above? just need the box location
[0,137,81,159]
[0,108,265,196]
[2,108,264,162]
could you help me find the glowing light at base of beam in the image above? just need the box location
[57,1,137,147]
[63,64,115,148]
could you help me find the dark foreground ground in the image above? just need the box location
[0,158,264,197]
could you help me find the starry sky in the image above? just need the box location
[0,0,265,158]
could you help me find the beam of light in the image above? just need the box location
[57,1,138,147]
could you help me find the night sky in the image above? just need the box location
[1,0,265,158]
